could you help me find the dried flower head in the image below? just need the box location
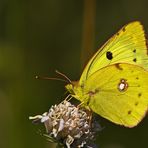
[29,100,101,148]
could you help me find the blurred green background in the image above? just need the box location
[0,0,148,148]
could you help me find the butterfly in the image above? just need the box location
[66,21,148,127]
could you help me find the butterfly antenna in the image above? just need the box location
[55,70,72,84]
[35,75,69,83]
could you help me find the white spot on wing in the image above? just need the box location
[118,79,128,92]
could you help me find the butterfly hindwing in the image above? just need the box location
[84,63,148,127]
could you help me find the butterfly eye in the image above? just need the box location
[118,79,128,92]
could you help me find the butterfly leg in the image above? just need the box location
[88,110,93,127]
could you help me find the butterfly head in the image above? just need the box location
[65,81,85,103]
[65,81,78,94]
[65,83,74,94]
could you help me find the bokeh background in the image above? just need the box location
[0,0,148,148]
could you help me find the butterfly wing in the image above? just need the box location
[80,21,148,85]
[84,63,148,127]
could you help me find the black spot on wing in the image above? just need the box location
[136,77,139,80]
[106,51,113,60]
[138,93,142,97]
[133,58,137,62]
[135,102,139,106]
[128,110,132,115]
[133,49,136,53]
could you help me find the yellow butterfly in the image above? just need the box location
[66,21,148,127]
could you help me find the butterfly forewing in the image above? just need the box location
[79,21,148,86]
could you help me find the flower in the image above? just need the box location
[29,100,101,148]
